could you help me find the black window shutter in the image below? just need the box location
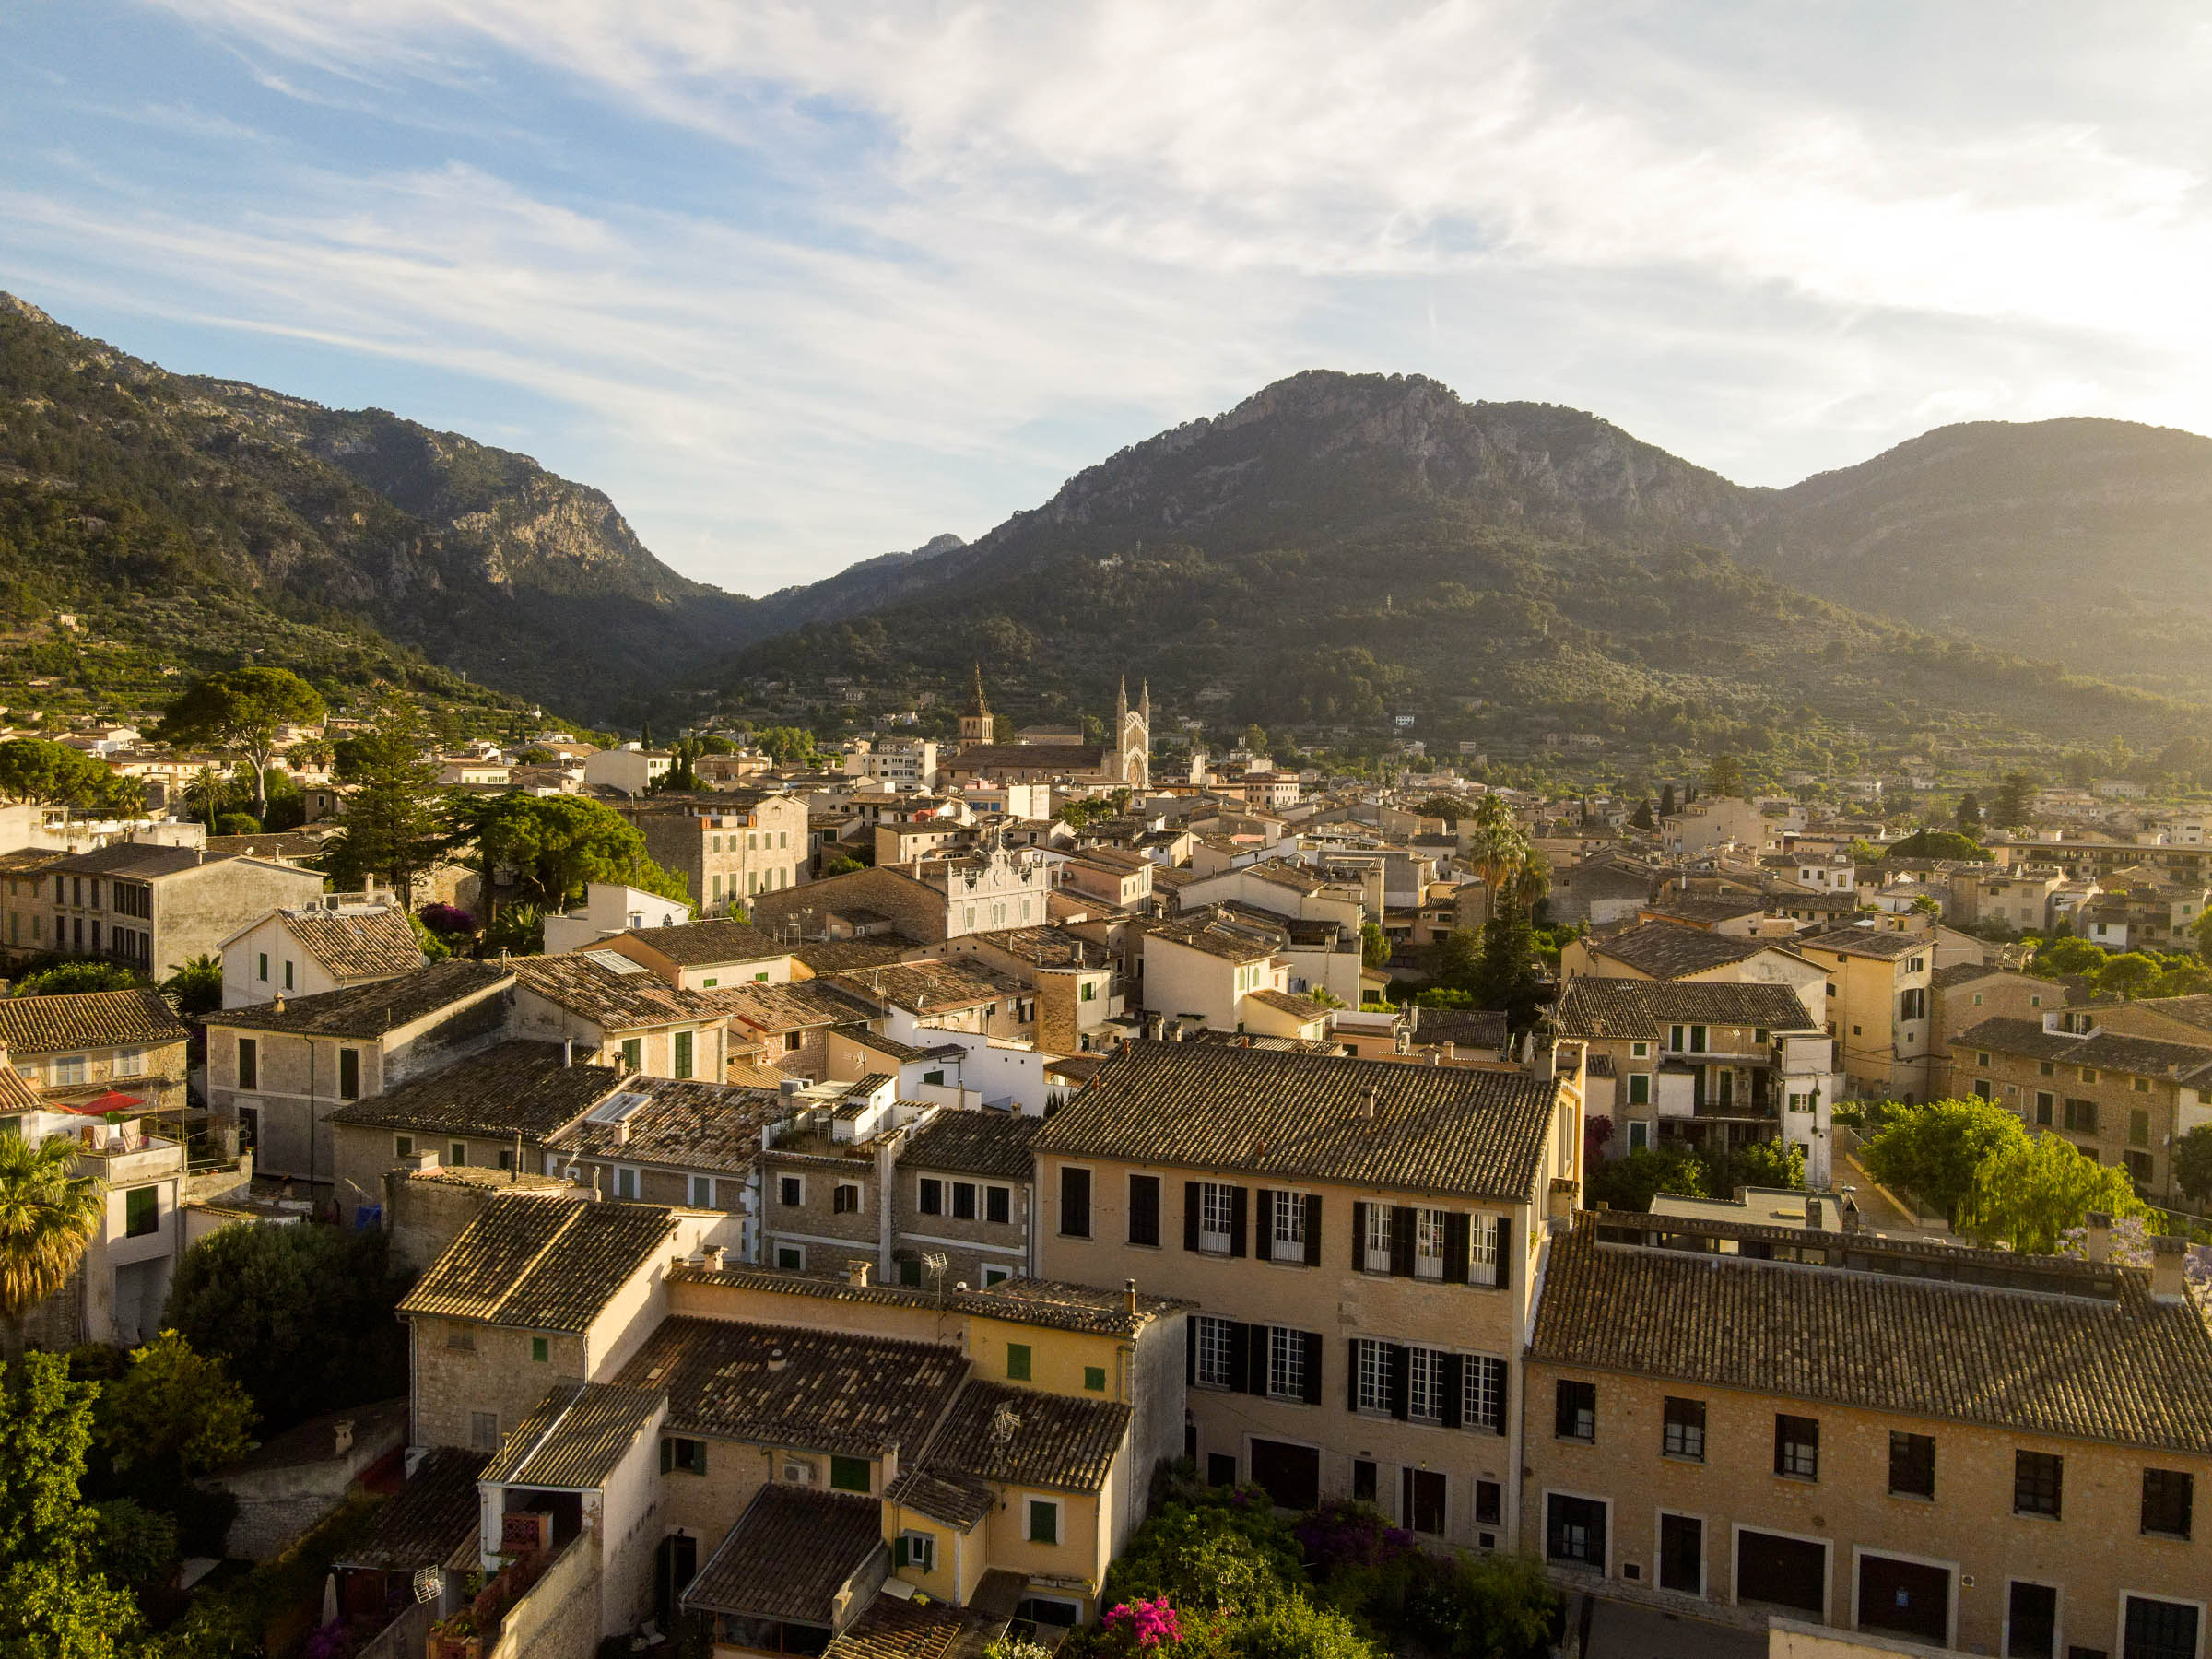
[1302,1332,1324,1406]
[1304,1194,1324,1267]
[1347,1338,1362,1410]
[1389,1206,1417,1277]
[1185,1315,1196,1385]
[1495,1217,1513,1290]
[1443,1213,1471,1285]
[1245,1324,1269,1394]
[1441,1353,1465,1430]
[1228,1321,1253,1394]
[1351,1202,1368,1269]
[1388,1344,1410,1420]
[1488,1359,1510,1432]
[1183,1182,1201,1252]
[1399,1466,1413,1524]
[1254,1187,1274,1256]
[1230,1185,1249,1257]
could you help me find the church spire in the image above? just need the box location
[967,663,990,719]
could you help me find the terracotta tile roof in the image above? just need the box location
[795,935,924,975]
[0,1066,41,1112]
[1953,1016,2212,1083]
[278,907,424,981]
[825,1591,1001,1659]
[921,1379,1129,1494]
[203,831,332,862]
[616,1317,964,1457]
[1799,925,1928,960]
[328,1041,620,1139]
[1245,988,1331,1022]
[398,1194,676,1332]
[1646,895,1770,924]
[897,1110,1044,1181]
[335,1447,488,1571]
[1146,912,1280,963]
[831,959,1026,1016]
[547,1077,789,1174]
[0,988,190,1054]
[1553,978,1820,1041]
[665,1265,1188,1336]
[2115,994,2212,1037]
[1532,1215,2212,1454]
[479,1382,662,1488]
[1407,1007,1511,1052]
[1583,921,1780,978]
[841,1029,950,1065]
[508,952,743,1031]
[881,1467,995,1528]
[1032,1042,1564,1201]
[947,744,1110,773]
[722,980,881,1033]
[206,959,512,1038]
[621,919,790,968]
[685,1485,885,1623]
[48,842,234,877]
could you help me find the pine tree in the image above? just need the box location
[1658,782,1677,818]
[1955,793,1983,833]
[332,703,449,909]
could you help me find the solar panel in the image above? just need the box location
[586,1091,653,1124]
[582,949,648,975]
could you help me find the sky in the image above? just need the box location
[6,3,2211,596]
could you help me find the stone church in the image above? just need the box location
[942,666,1149,790]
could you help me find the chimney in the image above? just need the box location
[1124,1278,1138,1318]
[271,989,286,1014]
[614,1119,630,1146]
[768,1347,787,1371]
[847,1260,873,1288]
[2085,1211,2112,1264]
[2151,1234,2189,1303]
[1362,1086,1378,1120]
[332,1419,354,1456]
[562,1038,573,1067]
[1441,1041,1455,1062]
[704,1243,727,1272]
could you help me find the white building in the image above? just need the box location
[543,882,694,955]
[582,744,673,796]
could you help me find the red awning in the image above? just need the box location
[66,1089,146,1117]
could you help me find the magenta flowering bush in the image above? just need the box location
[419,902,476,936]
[1105,1596,1183,1649]
[1293,1500,1416,1578]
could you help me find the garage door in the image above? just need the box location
[1736,1531,1826,1615]
[1858,1555,1950,1646]
[1247,1440,1320,1512]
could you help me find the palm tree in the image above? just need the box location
[0,1132,105,1364]
[1464,794,1537,916]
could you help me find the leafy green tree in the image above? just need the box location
[1470,909,1546,1030]
[1704,754,1745,795]
[158,954,223,1019]
[0,1353,140,1655]
[0,1135,105,1364]
[2033,935,2107,978]
[94,1332,256,1483]
[2173,1125,2212,1207]
[1359,922,1390,971]
[1400,1551,1560,1659]
[10,961,145,997]
[448,793,688,919]
[1887,828,1987,861]
[1414,795,1469,824]
[1990,771,2038,830]
[153,666,327,821]
[90,1499,175,1595]
[332,702,448,907]
[651,736,705,794]
[213,812,260,837]
[1583,1147,1708,1211]
[1729,1137,1806,1190]
[1858,1098,2029,1227]
[0,739,138,813]
[1431,928,1480,992]
[2095,951,2162,1000]
[1955,792,1983,833]
[754,726,822,767]
[1957,1133,2154,1253]
[162,1224,412,1431]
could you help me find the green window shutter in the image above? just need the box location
[531,1336,548,1363]
[1007,1343,1032,1381]
[894,1536,909,1569]
[830,1455,870,1492]
[1084,1366,1105,1393]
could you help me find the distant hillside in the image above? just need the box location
[1753,418,2212,700]
[707,372,2209,757]
[0,293,753,717]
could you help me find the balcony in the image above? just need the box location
[71,1120,185,1187]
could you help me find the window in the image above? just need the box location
[1006,1343,1032,1382]
[833,1182,862,1215]
[982,1264,1012,1287]
[448,1142,467,1168]
[896,1531,935,1573]
[1352,1460,1377,1503]
[986,1185,1011,1225]
[1546,1493,1606,1568]
[2126,1149,2156,1184]
[337,1046,360,1100]
[1413,1207,1448,1279]
[470,1413,500,1453]
[918,1177,943,1215]
[830,1455,870,1493]
[1889,1431,1936,1499]
[1668,1023,1684,1051]
[1774,1414,1818,1480]
[779,1173,803,1207]
[1363,1204,1394,1273]
[1197,1181,1236,1252]
[2014,1450,2063,1518]
[236,1038,258,1089]
[1027,1499,1060,1545]
[615,1166,640,1200]
[2124,1595,2201,1659]
[776,1245,805,1270]
[1403,1467,1447,1536]
[1084,1365,1106,1393]
[1555,1379,1595,1441]
[53,1055,86,1087]
[1476,1479,1502,1527]
[256,952,268,982]
[283,959,294,992]
[2035,1090,2054,1125]
[1659,1512,1702,1596]
[1271,1189,1308,1259]
[1266,1326,1309,1401]
[1630,1041,1649,1059]
[2136,1076,2153,1094]
[2131,1109,2152,1147]
[689,1174,715,1208]
[1405,1347,1446,1422]
[1354,1338,1390,1412]
[113,1047,145,1077]
[1900,987,1926,1021]
[1465,1355,1507,1434]
[673,1030,694,1080]
[394,1135,413,1158]
[1127,1174,1159,1246]
[1628,1072,1651,1105]
[952,1182,977,1220]
[1195,1317,1235,1390]
[620,1037,641,1072]
[532,1336,549,1363]
[124,1185,158,1239]
[2142,1468,2194,1539]
[2040,1060,2055,1077]
[1059,1167,1091,1237]
[2064,1098,2098,1134]
[1662,1396,1705,1461]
